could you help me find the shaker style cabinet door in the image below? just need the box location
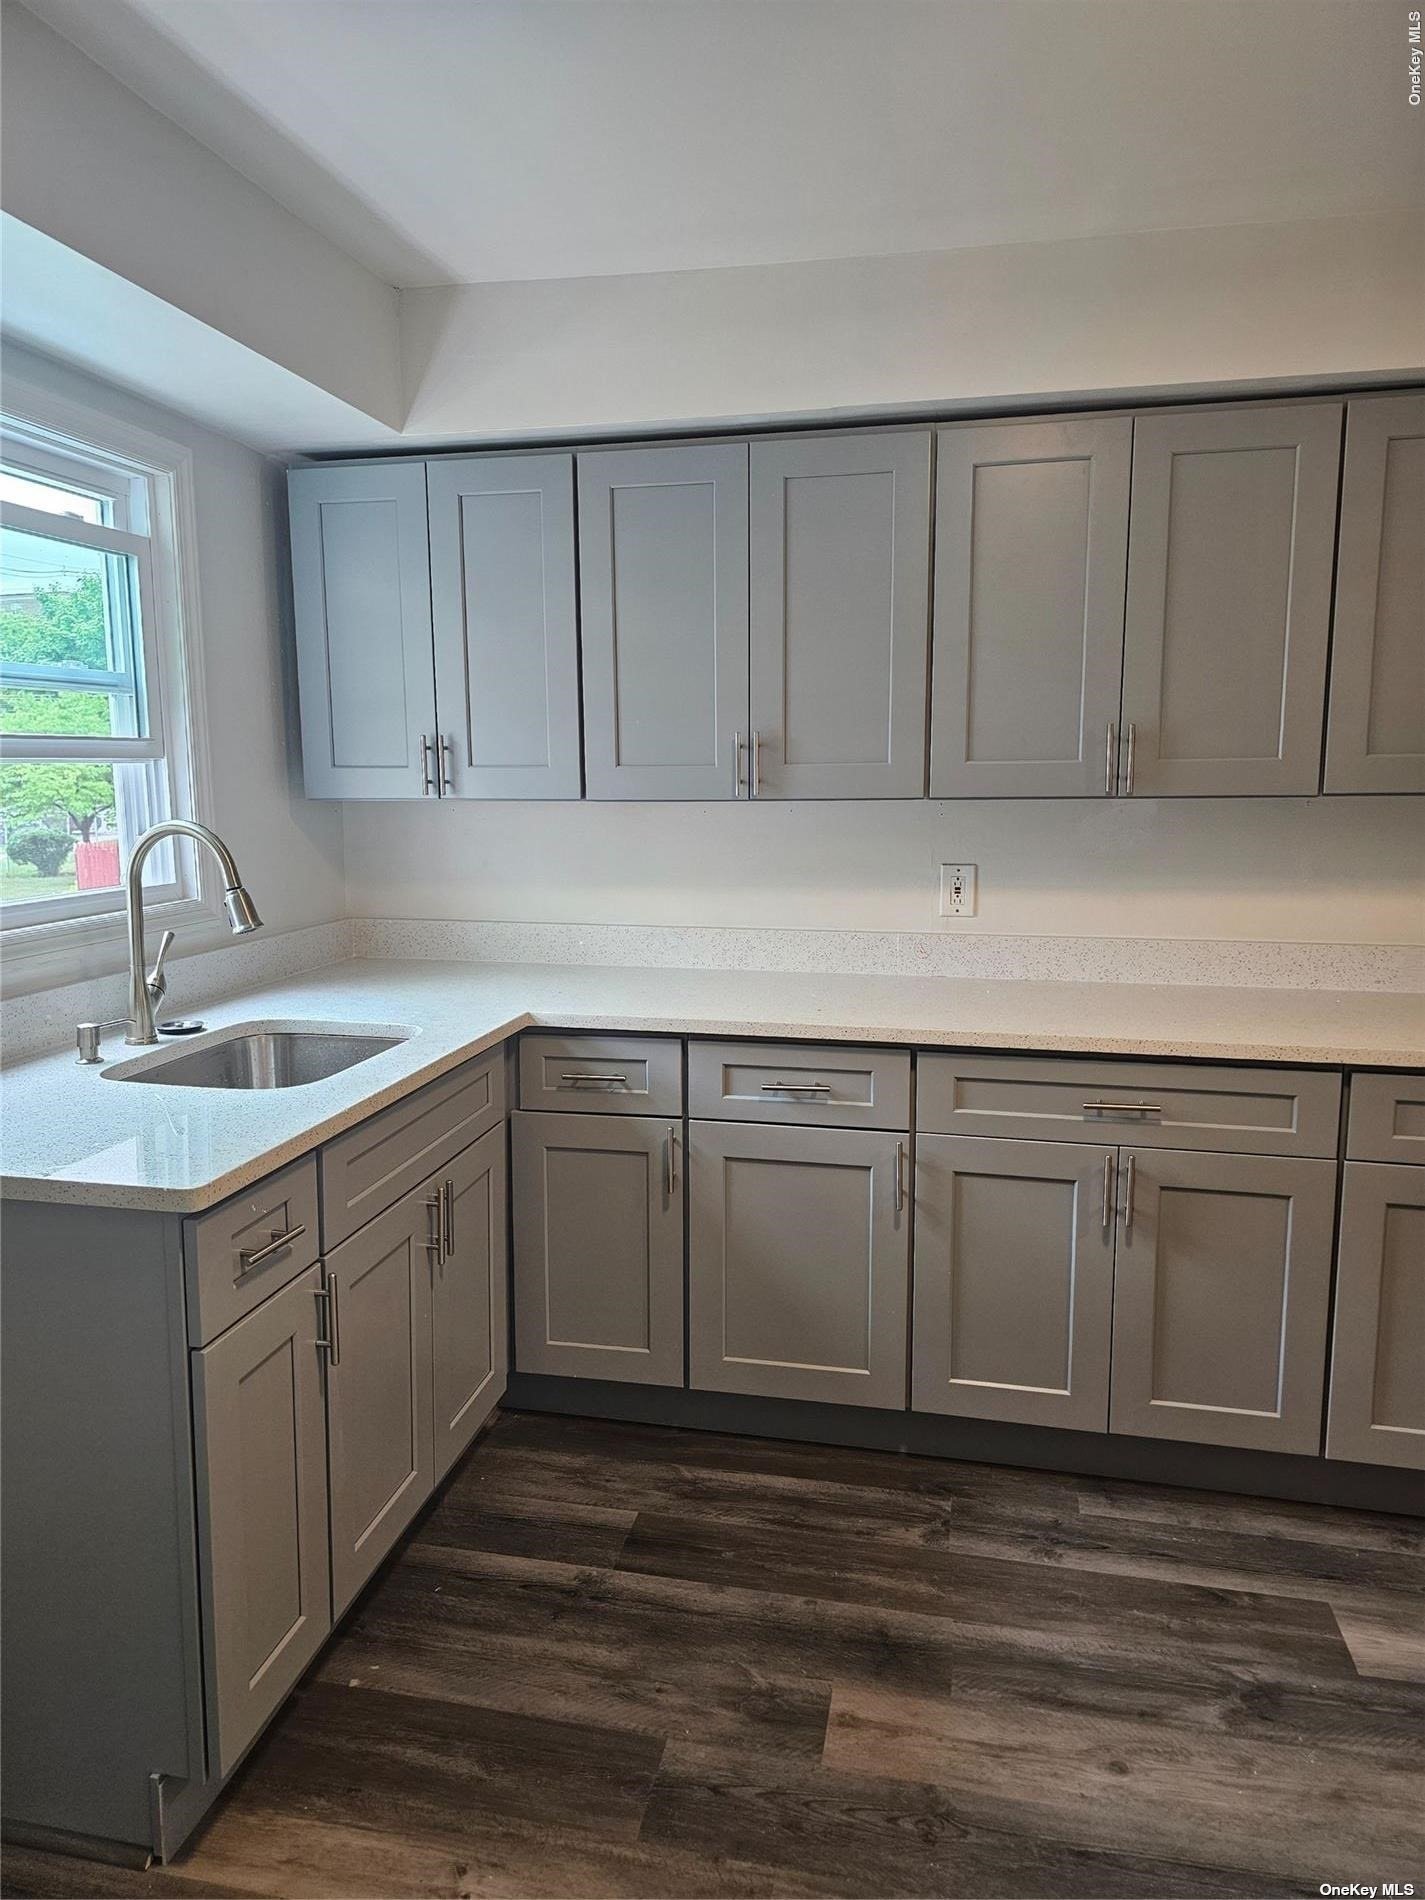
[289,462,437,799]
[912,1136,1115,1431]
[431,1124,509,1480]
[1323,394,1425,793]
[1326,1162,1425,1469]
[191,1266,331,1778]
[749,431,930,797]
[428,454,582,799]
[578,443,749,800]
[930,418,1132,797]
[1109,1149,1336,1454]
[324,1189,435,1616]
[688,1121,909,1409]
[512,1110,685,1384]
[1120,403,1341,796]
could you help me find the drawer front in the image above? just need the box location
[689,1040,911,1130]
[321,1053,505,1248]
[519,1033,683,1116]
[1348,1072,1425,1165]
[916,1054,1340,1157]
[184,1156,320,1347]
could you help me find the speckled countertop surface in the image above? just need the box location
[2,957,1421,1211]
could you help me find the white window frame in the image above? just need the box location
[0,375,217,984]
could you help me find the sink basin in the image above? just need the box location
[109,1025,410,1090]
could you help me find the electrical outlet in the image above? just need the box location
[939,863,977,918]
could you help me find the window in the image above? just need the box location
[0,398,207,957]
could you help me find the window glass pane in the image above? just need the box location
[0,758,118,902]
[0,468,108,525]
[1,684,141,744]
[0,527,147,736]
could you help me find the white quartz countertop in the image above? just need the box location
[2,957,1421,1211]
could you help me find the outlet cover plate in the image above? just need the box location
[939,863,977,918]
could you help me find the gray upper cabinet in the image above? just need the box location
[1326,1162,1425,1470]
[688,1120,909,1409]
[1120,403,1341,796]
[912,1135,1115,1431]
[1324,394,1425,793]
[428,454,582,799]
[431,1124,509,1481]
[930,417,1132,797]
[749,432,930,797]
[191,1265,331,1779]
[324,1188,435,1616]
[579,442,749,800]
[512,1109,685,1384]
[1109,1149,1336,1454]
[289,462,437,799]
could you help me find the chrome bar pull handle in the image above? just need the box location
[733,730,747,796]
[1105,721,1116,796]
[1083,1101,1163,1116]
[664,1126,678,1198]
[750,730,762,798]
[439,734,455,796]
[442,1178,455,1257]
[419,733,437,796]
[236,1223,307,1277]
[1122,1153,1137,1236]
[894,1140,906,1215]
[1101,1152,1115,1232]
[315,1283,333,1357]
[760,1081,833,1094]
[559,1070,629,1088]
[325,1269,342,1366]
[424,1191,443,1262]
[1124,721,1137,796]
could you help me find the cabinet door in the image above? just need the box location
[191,1266,330,1779]
[578,443,748,799]
[432,1124,509,1481]
[1324,394,1425,793]
[1109,1149,1335,1453]
[428,454,582,799]
[689,1120,908,1409]
[749,432,930,797]
[1121,404,1341,796]
[912,1136,1114,1431]
[289,462,437,799]
[1326,1162,1425,1470]
[930,418,1131,797]
[325,1191,435,1616]
[512,1110,684,1384]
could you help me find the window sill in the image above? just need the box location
[1,891,224,999]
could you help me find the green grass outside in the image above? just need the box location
[0,867,85,904]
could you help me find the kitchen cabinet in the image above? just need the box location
[289,461,437,799]
[578,442,749,800]
[930,417,1131,797]
[912,1136,1115,1431]
[748,431,930,797]
[428,454,582,798]
[1325,1161,1424,1470]
[511,1109,685,1383]
[1120,403,1341,796]
[1109,1148,1336,1454]
[1323,393,1425,793]
[688,1119,909,1408]
[432,1124,509,1481]
[191,1265,331,1778]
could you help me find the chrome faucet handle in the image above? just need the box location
[147,928,176,1005]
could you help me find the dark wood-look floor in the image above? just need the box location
[5,1412,1423,1900]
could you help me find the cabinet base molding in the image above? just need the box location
[0,1819,153,1871]
[503,1375,1425,1517]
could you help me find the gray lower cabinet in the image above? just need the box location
[1121,403,1341,796]
[1108,1148,1337,1454]
[749,431,930,798]
[930,416,1132,797]
[191,1265,331,1779]
[1323,393,1425,793]
[1326,1162,1425,1470]
[688,1120,909,1409]
[512,1109,685,1383]
[324,1185,436,1617]
[912,1136,1115,1431]
[432,1124,509,1481]
[578,442,749,800]
[289,461,437,799]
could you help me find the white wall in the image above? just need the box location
[3,347,347,986]
[402,212,1425,443]
[343,795,1424,948]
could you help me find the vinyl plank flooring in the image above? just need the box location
[0,1851,253,1899]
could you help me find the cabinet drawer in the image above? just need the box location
[689,1040,911,1130]
[184,1156,320,1347]
[1348,1073,1425,1165]
[321,1053,505,1248]
[917,1054,1340,1157]
[519,1033,682,1116]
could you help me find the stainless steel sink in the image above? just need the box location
[110,1026,409,1090]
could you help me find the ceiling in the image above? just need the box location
[19,0,1421,290]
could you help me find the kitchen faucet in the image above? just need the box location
[75,820,262,1063]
